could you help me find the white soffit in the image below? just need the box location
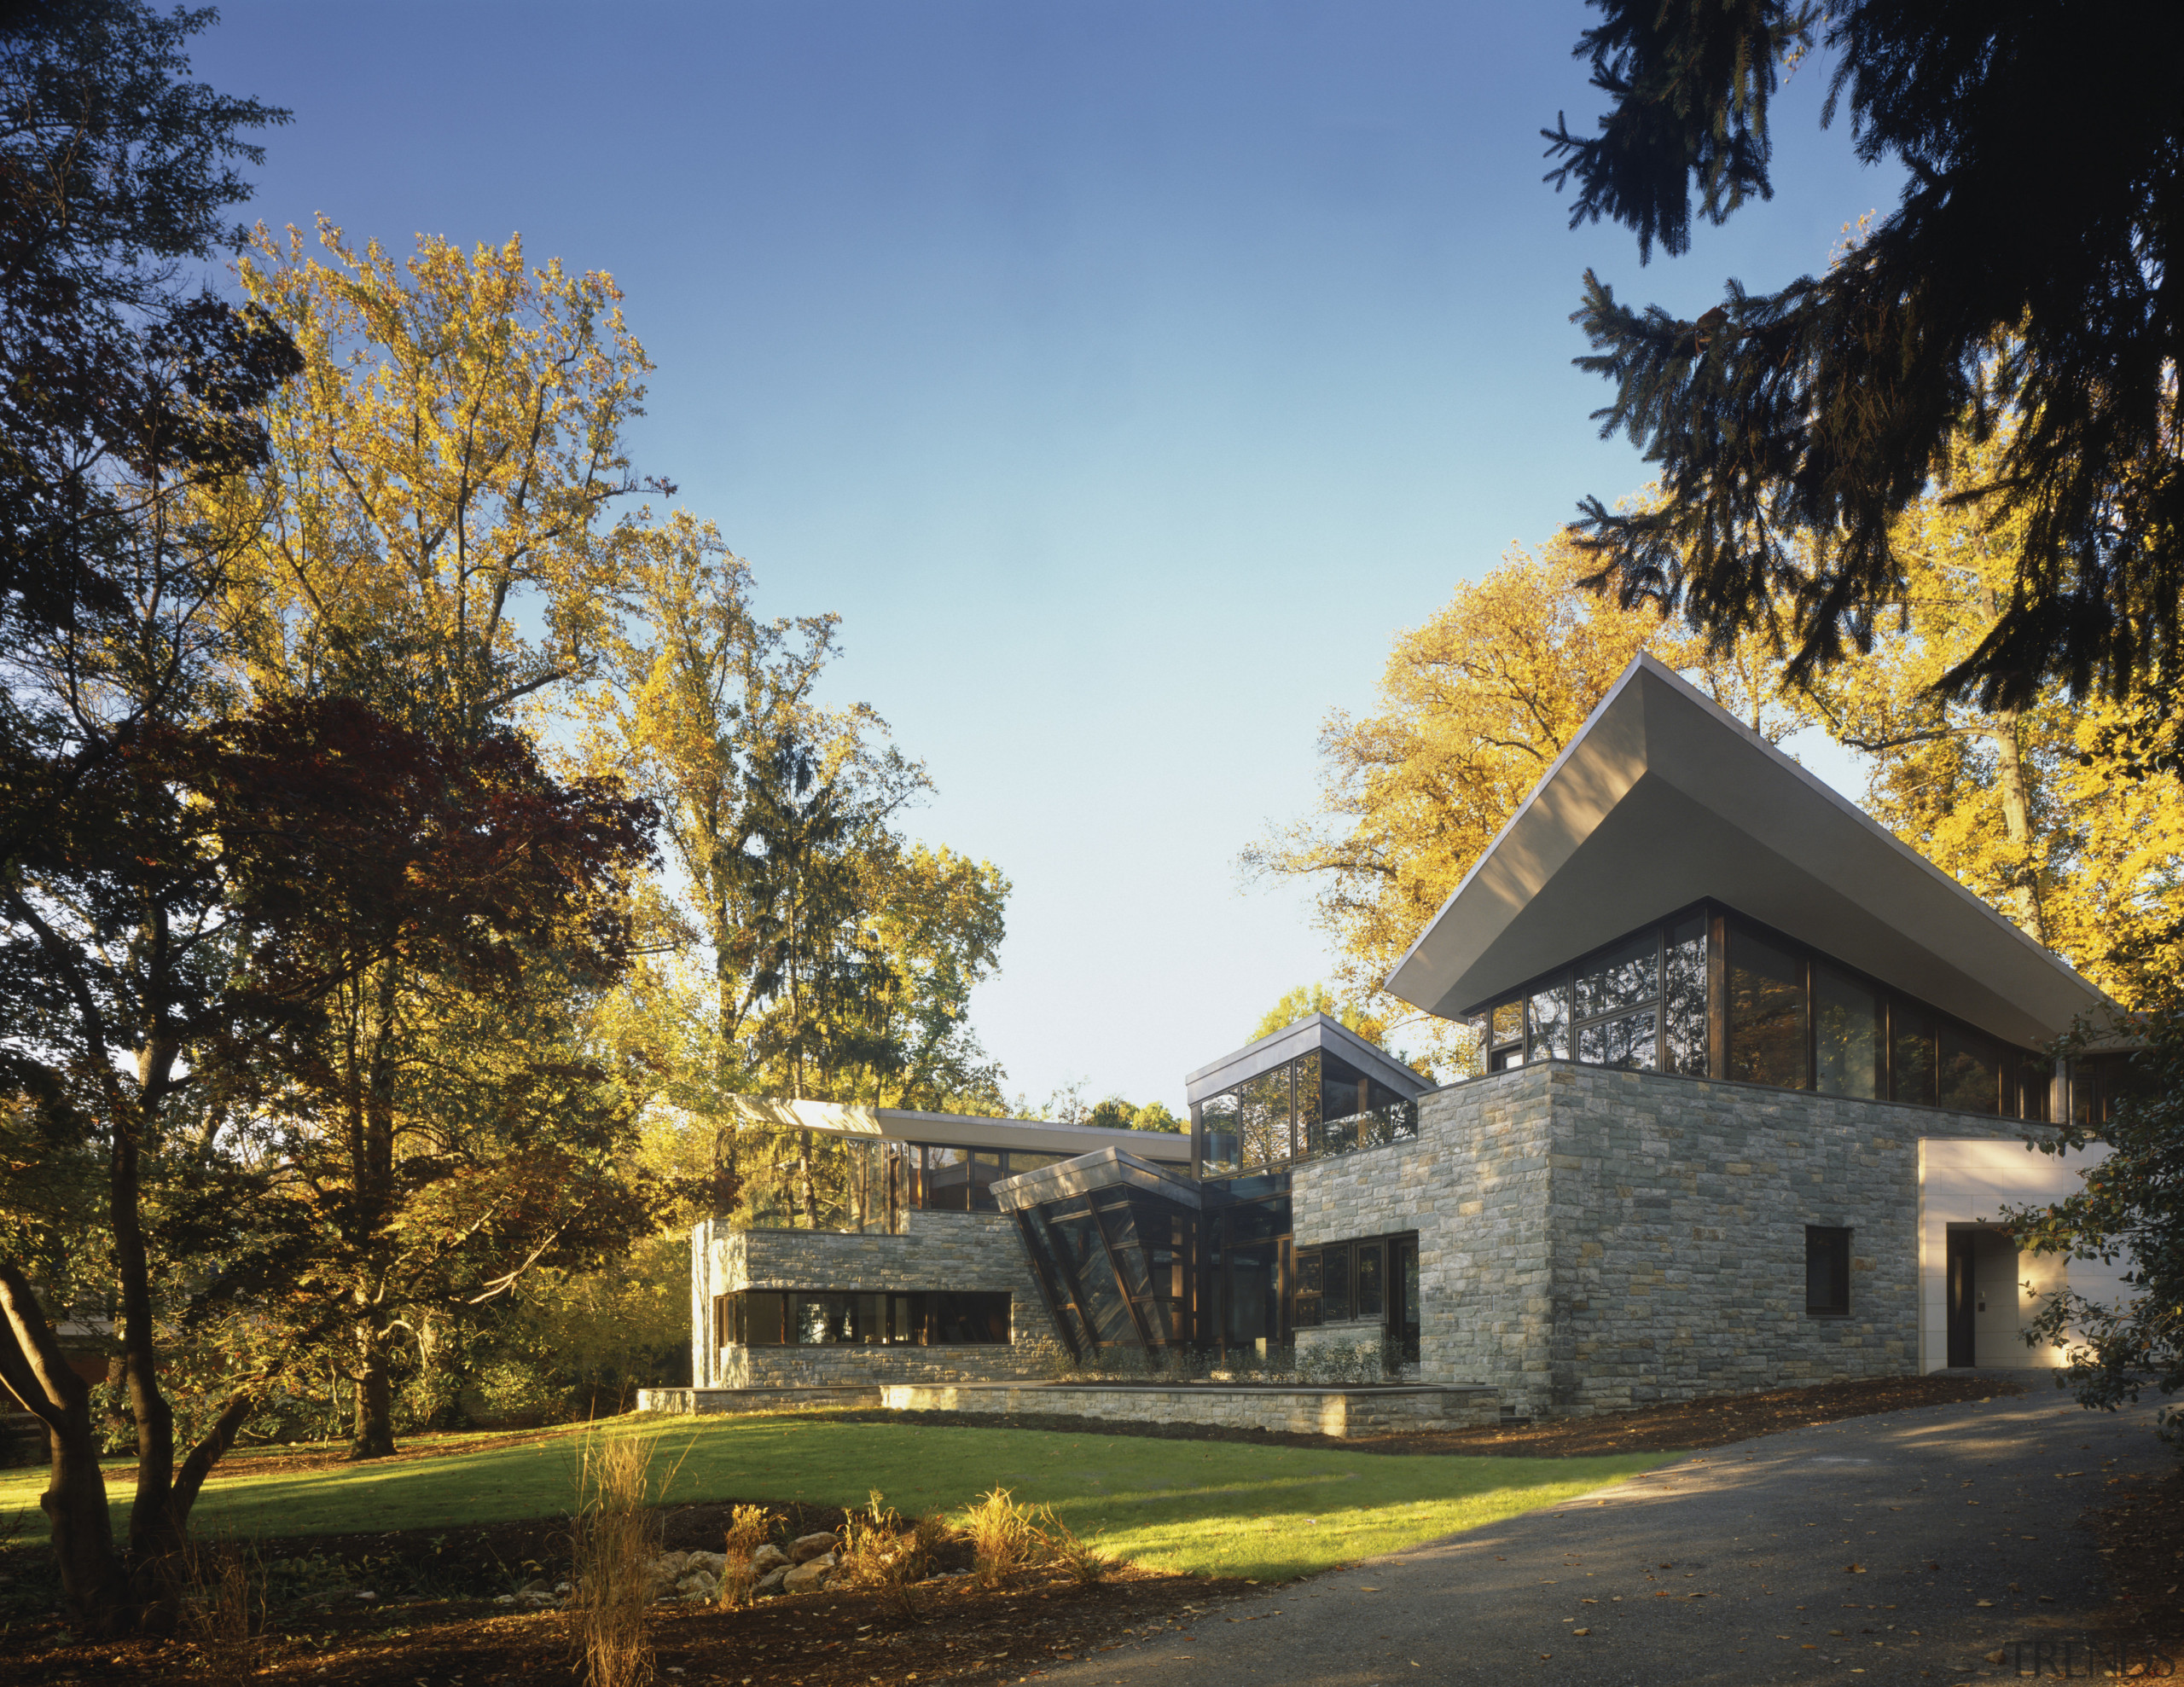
[1381,654,2108,1047]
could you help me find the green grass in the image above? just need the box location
[0,1412,1671,1583]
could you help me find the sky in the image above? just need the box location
[190,2,1901,1115]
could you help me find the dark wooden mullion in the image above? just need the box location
[1089,1197,1159,1350]
[1014,1211,1089,1359]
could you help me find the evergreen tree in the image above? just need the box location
[1544,0,2184,710]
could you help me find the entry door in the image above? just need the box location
[1946,1232,1976,1367]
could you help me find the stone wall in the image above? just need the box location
[689,1208,1063,1388]
[1289,1062,2042,1417]
[1542,1064,2036,1417]
[880,1381,1502,1437]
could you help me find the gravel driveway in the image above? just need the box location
[1037,1375,2171,1686]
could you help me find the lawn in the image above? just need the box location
[0,1412,1671,1582]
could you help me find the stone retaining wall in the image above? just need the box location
[880,1381,1501,1437]
[637,1385,880,1415]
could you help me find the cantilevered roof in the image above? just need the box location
[1183,1012,1431,1108]
[1382,654,2110,1048]
[715,1095,1191,1162]
[990,1147,1205,1213]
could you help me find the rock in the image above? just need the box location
[493,1593,517,1606]
[752,1567,787,1596]
[675,1571,717,1600]
[554,1580,572,1595]
[651,1551,691,1579]
[787,1532,837,1565]
[750,1543,788,1572]
[520,1578,554,1595]
[781,1553,834,1593]
[684,1551,728,1576]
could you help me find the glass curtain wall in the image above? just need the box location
[721,1128,910,1234]
[1014,1182,1199,1355]
[1464,901,2050,1120]
[915,1145,1072,1212]
[720,1290,1011,1345]
[1193,1052,1417,1180]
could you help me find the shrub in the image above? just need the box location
[962,1487,1050,1588]
[568,1435,664,1687]
[714,1504,775,1609]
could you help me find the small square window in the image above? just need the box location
[1805,1226,1851,1315]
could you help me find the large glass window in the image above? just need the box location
[1813,963,1881,1099]
[1238,1067,1293,1170]
[1892,1006,1937,1106]
[1728,923,1807,1087]
[1354,1242,1385,1319]
[1527,983,1571,1061]
[1321,1244,1352,1322]
[1576,931,1657,1021]
[1579,1010,1656,1070]
[725,1290,1011,1346]
[1937,1024,2000,1115]
[1662,913,1708,1075]
[1199,1093,1240,1174]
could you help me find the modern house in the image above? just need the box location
[684,654,2135,1419]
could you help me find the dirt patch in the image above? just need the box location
[0,1499,1233,1687]
[831,1370,2030,1458]
[2088,1463,2184,1673]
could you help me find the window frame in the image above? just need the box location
[1804,1226,1852,1318]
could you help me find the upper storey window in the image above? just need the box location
[1465,901,2048,1120]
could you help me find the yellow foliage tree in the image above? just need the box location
[212,219,649,728]
[1248,531,1797,1075]
[184,223,657,1458]
[1792,428,2184,1001]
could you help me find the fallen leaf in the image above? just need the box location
[1975,1599,1994,1608]
[1573,1627,1591,1636]
[1845,1563,1865,1574]
[1985,1650,2007,1664]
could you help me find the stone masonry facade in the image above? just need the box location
[1290,1061,2045,1418]
[689,1209,1066,1388]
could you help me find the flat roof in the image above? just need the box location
[1381,654,2111,1048]
[714,1095,1192,1162]
[1184,1012,1431,1107]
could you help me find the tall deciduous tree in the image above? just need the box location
[1246,534,1794,1073]
[1545,0,2184,711]
[189,224,663,1458]
[1788,426,2184,1001]
[0,0,300,1631]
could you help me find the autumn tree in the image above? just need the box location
[0,0,306,1630]
[187,223,664,1459]
[1544,0,2183,712]
[590,514,1008,1125]
[1786,426,2184,1000]
[1247,533,1793,1074]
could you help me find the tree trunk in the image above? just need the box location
[1989,705,2050,946]
[0,1267,128,1634]
[351,1319,398,1460]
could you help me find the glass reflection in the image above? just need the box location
[1576,931,1658,1020]
[1728,924,1806,1087]
[1813,963,1880,1099]
[1937,1023,1999,1114]
[1662,913,1708,1075]
[1892,1006,1937,1105]
[1578,1009,1657,1070]
[1528,984,1571,1060]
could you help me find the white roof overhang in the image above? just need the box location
[1381,654,2110,1048]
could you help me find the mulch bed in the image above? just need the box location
[2088,1464,2184,1674]
[833,1369,2029,1458]
[0,1371,2053,1685]
[0,1497,1238,1687]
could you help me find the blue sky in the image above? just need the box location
[192,3,1896,1113]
